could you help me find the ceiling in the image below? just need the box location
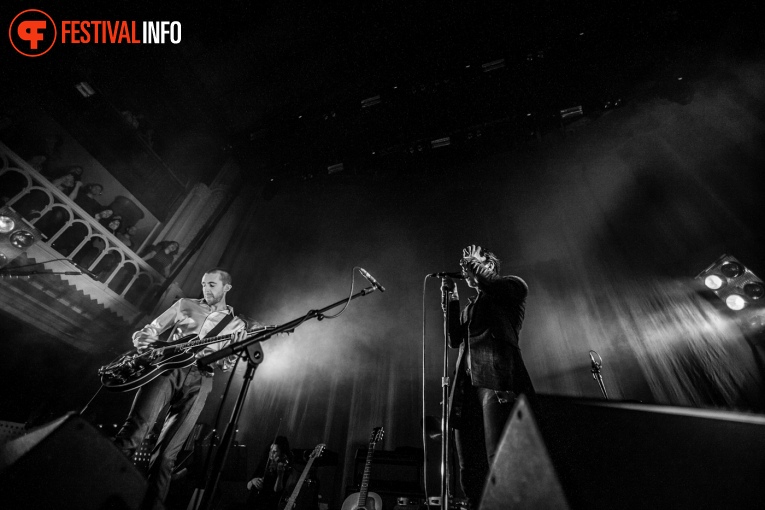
[3,0,756,188]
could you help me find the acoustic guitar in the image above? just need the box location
[341,427,384,510]
[279,443,325,510]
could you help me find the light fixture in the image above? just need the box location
[482,59,505,72]
[75,81,95,98]
[0,214,15,234]
[10,230,35,249]
[430,137,451,149]
[361,95,381,108]
[327,163,344,174]
[560,106,584,120]
[696,254,765,312]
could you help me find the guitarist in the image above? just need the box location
[113,268,249,502]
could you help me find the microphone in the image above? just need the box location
[359,268,386,292]
[428,272,466,279]
[73,262,100,282]
[589,350,601,373]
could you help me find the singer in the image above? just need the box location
[444,244,536,507]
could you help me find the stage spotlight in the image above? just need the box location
[0,206,41,268]
[0,215,15,234]
[726,294,746,311]
[75,81,95,98]
[696,254,764,311]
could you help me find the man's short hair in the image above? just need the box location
[482,249,501,275]
[206,268,232,286]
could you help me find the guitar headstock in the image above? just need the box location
[309,443,326,460]
[369,426,384,447]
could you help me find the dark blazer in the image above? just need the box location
[448,262,535,394]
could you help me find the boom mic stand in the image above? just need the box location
[192,285,381,510]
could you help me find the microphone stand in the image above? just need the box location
[439,278,452,510]
[192,285,380,510]
[589,350,609,400]
[0,270,88,278]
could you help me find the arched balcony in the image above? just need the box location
[1,142,164,319]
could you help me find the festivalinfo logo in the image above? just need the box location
[9,9,182,57]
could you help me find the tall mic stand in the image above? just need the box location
[192,285,380,510]
[439,278,452,510]
[589,350,609,400]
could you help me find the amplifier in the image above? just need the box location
[350,446,423,493]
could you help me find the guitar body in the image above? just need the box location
[340,492,382,510]
[98,335,199,392]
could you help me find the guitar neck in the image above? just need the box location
[358,442,376,506]
[286,456,318,506]
[156,326,272,354]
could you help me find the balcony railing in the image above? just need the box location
[0,141,164,315]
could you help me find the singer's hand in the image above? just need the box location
[462,244,486,263]
[442,278,459,300]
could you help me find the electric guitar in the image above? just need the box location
[279,443,325,510]
[341,427,384,510]
[98,325,283,392]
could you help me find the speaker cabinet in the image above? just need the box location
[0,412,164,510]
[481,395,765,510]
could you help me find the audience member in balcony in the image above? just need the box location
[26,154,48,173]
[95,208,114,223]
[74,183,105,216]
[46,165,83,187]
[102,216,123,235]
[51,173,82,200]
[144,241,180,277]
[117,225,138,249]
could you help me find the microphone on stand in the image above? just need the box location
[589,350,608,400]
[359,268,386,292]
[73,262,100,282]
[589,350,601,373]
[427,272,466,279]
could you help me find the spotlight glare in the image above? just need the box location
[726,294,747,311]
[10,230,35,249]
[704,274,724,290]
[0,215,15,233]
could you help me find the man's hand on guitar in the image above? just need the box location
[232,328,248,343]
[132,327,159,349]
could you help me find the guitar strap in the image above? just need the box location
[195,312,236,376]
[201,311,235,340]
